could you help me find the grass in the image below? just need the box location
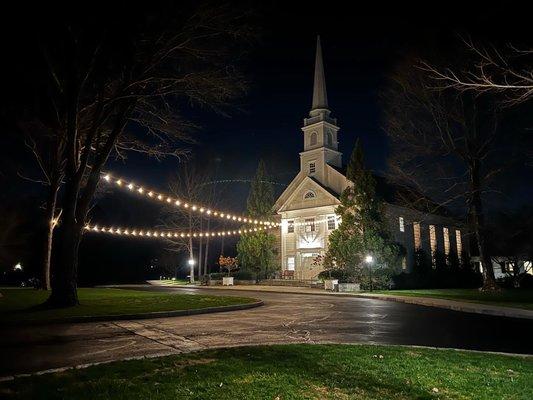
[0,288,256,323]
[373,288,533,310]
[1,344,531,399]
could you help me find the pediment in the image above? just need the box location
[276,176,340,213]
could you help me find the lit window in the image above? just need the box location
[429,225,436,267]
[287,220,294,233]
[413,222,421,250]
[402,257,407,270]
[287,257,295,271]
[455,230,462,263]
[309,162,316,174]
[443,227,450,258]
[310,132,317,146]
[327,216,336,230]
[399,216,405,232]
[305,218,315,232]
[304,191,316,199]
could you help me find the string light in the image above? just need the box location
[84,223,274,239]
[100,172,280,227]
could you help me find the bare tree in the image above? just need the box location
[25,4,252,306]
[382,57,513,290]
[161,161,220,282]
[18,121,66,290]
[421,37,533,106]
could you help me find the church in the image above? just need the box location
[274,38,465,280]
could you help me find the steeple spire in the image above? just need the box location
[311,36,329,114]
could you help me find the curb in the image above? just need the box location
[1,342,530,383]
[2,300,264,327]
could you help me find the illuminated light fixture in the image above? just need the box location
[180,233,185,237]
[206,210,212,215]
[116,179,122,186]
[104,174,111,181]
[166,197,172,203]
[175,200,181,206]
[184,203,189,208]
[200,208,205,213]
[226,215,231,219]
[127,183,134,190]
[157,194,163,200]
[213,212,218,216]
[220,213,225,218]
[192,205,197,211]
[148,191,154,197]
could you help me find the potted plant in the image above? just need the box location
[219,255,238,286]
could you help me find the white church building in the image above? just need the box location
[274,38,465,280]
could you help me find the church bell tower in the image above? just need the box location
[300,36,342,185]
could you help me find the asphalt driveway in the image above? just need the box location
[1,285,532,378]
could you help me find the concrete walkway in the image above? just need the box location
[148,281,533,320]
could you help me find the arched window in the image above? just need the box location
[304,190,316,200]
[310,132,317,146]
[327,131,333,146]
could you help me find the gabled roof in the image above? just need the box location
[275,174,340,213]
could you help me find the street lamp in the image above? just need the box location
[188,258,195,283]
[365,255,374,292]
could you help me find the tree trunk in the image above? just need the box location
[204,217,211,276]
[188,210,194,283]
[41,179,60,290]
[48,213,81,307]
[198,217,203,280]
[469,162,498,291]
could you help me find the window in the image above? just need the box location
[287,257,295,271]
[443,227,450,257]
[304,190,316,199]
[455,230,462,262]
[398,216,405,232]
[305,218,315,232]
[287,220,294,233]
[402,257,407,270]
[327,215,336,230]
[309,162,316,174]
[413,222,421,250]
[310,132,317,146]
[429,225,437,267]
[327,131,333,146]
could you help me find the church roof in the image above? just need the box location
[328,164,452,217]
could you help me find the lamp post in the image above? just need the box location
[365,255,374,292]
[188,258,195,283]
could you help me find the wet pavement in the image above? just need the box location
[1,284,532,377]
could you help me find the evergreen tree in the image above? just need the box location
[324,139,401,286]
[236,160,278,280]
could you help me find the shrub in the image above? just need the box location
[392,266,482,289]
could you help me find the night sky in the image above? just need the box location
[1,2,531,283]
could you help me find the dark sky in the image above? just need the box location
[105,2,531,213]
[1,2,531,282]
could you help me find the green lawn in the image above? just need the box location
[374,289,533,310]
[1,344,531,399]
[0,288,256,323]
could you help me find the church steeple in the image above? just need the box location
[311,36,328,113]
[300,36,342,179]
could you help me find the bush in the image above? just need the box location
[392,266,482,290]
[233,270,256,280]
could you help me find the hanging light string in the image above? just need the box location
[101,172,279,227]
[84,223,274,239]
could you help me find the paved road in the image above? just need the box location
[1,285,532,377]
